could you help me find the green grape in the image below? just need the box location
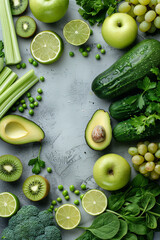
[128,5,136,17]
[150,170,160,180]
[145,161,155,171]
[154,164,160,174]
[118,2,131,13]
[144,152,155,162]
[130,0,139,4]
[137,142,143,147]
[134,4,147,15]
[133,164,140,171]
[144,141,150,146]
[147,23,157,33]
[132,155,144,165]
[136,14,145,23]
[155,149,160,158]
[137,144,147,155]
[145,10,156,22]
[128,147,138,156]
[154,16,160,28]
[150,0,157,5]
[139,163,148,174]
[155,3,160,14]
[157,0,160,3]
[143,172,150,178]
[148,143,158,154]
[139,21,151,32]
[138,0,151,5]
[157,142,160,148]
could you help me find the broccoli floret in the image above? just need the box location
[45,226,61,240]
[1,205,62,240]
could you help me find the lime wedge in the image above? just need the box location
[0,192,20,218]
[82,189,107,216]
[55,204,81,230]
[63,19,90,46]
[30,31,63,64]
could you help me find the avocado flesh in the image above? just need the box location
[85,110,112,150]
[0,115,44,145]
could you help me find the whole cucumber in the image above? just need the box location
[92,39,160,99]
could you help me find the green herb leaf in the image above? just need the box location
[137,94,145,110]
[108,192,125,211]
[28,157,38,166]
[146,213,157,229]
[28,144,45,174]
[32,161,41,174]
[120,203,140,217]
[127,220,149,235]
[112,219,128,240]
[140,193,156,213]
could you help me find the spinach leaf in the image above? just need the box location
[146,230,154,240]
[149,203,160,216]
[76,230,100,240]
[87,212,120,239]
[127,220,149,235]
[143,182,160,197]
[112,219,128,240]
[123,232,138,240]
[120,203,140,217]
[146,213,157,229]
[108,192,125,211]
[125,188,143,204]
[140,193,156,213]
[130,174,148,188]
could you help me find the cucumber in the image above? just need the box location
[92,39,160,99]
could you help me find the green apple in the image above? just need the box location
[101,13,138,49]
[93,153,131,191]
[29,0,69,23]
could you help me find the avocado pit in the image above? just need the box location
[92,125,106,143]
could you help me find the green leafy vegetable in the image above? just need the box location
[28,144,45,174]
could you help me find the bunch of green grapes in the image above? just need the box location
[128,141,160,180]
[118,0,160,33]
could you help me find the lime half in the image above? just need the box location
[82,189,107,216]
[30,31,63,64]
[55,204,81,230]
[0,192,20,218]
[63,19,90,46]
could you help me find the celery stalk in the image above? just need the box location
[0,67,12,86]
[0,76,39,119]
[0,69,34,104]
[0,72,18,95]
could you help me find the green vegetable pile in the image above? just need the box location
[77,174,160,240]
[0,205,62,240]
[0,41,4,72]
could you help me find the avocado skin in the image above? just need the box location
[0,114,45,145]
[85,109,112,151]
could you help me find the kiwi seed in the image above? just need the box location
[10,0,28,16]
[16,16,37,38]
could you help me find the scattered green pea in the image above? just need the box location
[28,58,34,64]
[57,197,62,203]
[81,184,86,190]
[95,54,100,60]
[62,190,68,197]
[86,46,91,52]
[47,167,52,173]
[21,63,26,69]
[50,205,54,210]
[29,103,35,109]
[15,101,20,106]
[69,185,75,192]
[97,44,102,49]
[69,51,74,57]
[90,29,93,35]
[65,195,70,201]
[82,51,88,57]
[54,208,58,212]
[29,97,34,103]
[40,76,45,82]
[36,95,42,101]
[11,106,16,112]
[20,99,25,104]
[29,109,34,116]
[22,103,27,109]
[100,49,105,54]
[79,47,84,53]
[58,185,64,191]
[18,106,24,113]
[33,61,38,67]
[48,208,53,212]
[52,200,57,205]
[37,88,43,94]
[80,194,84,200]
[74,199,79,205]
[74,190,80,195]
[16,64,21,69]
[34,101,39,107]
[26,92,31,98]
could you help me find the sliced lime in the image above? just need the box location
[55,204,81,230]
[82,189,107,216]
[0,192,20,218]
[30,31,63,64]
[63,19,90,46]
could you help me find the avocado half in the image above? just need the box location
[85,109,112,151]
[0,115,45,145]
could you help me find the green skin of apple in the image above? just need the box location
[101,13,138,49]
[93,153,131,191]
[29,0,69,23]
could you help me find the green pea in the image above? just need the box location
[80,194,84,200]
[58,185,64,191]
[69,185,75,192]
[18,106,24,113]
[86,46,91,52]
[54,208,58,212]
[74,199,79,205]
[57,197,62,203]
[29,109,34,116]
[29,103,35,109]
[28,58,33,64]
[100,49,105,54]
[52,200,57,205]
[81,184,86,190]
[47,167,52,173]
[50,205,54,210]
[65,195,70,201]
[69,51,74,57]
[33,61,38,67]
[95,54,100,60]
[82,51,88,57]
[90,29,93,35]
[29,97,34,103]
[62,190,68,196]
[34,101,39,107]
[21,63,26,69]
[36,95,42,101]
[97,44,102,49]
[48,208,53,212]
[40,76,45,82]
[16,64,21,69]
[26,92,31,98]
[74,190,80,195]
[15,101,20,106]
[20,99,25,104]
[11,106,17,112]
[37,88,43,94]
[79,47,84,53]
[22,103,27,109]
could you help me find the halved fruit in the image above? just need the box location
[0,192,20,217]
[10,0,28,16]
[16,16,37,38]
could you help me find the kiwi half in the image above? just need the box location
[10,0,28,16]
[0,155,23,182]
[23,175,50,201]
[16,16,37,38]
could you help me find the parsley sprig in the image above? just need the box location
[28,144,45,174]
